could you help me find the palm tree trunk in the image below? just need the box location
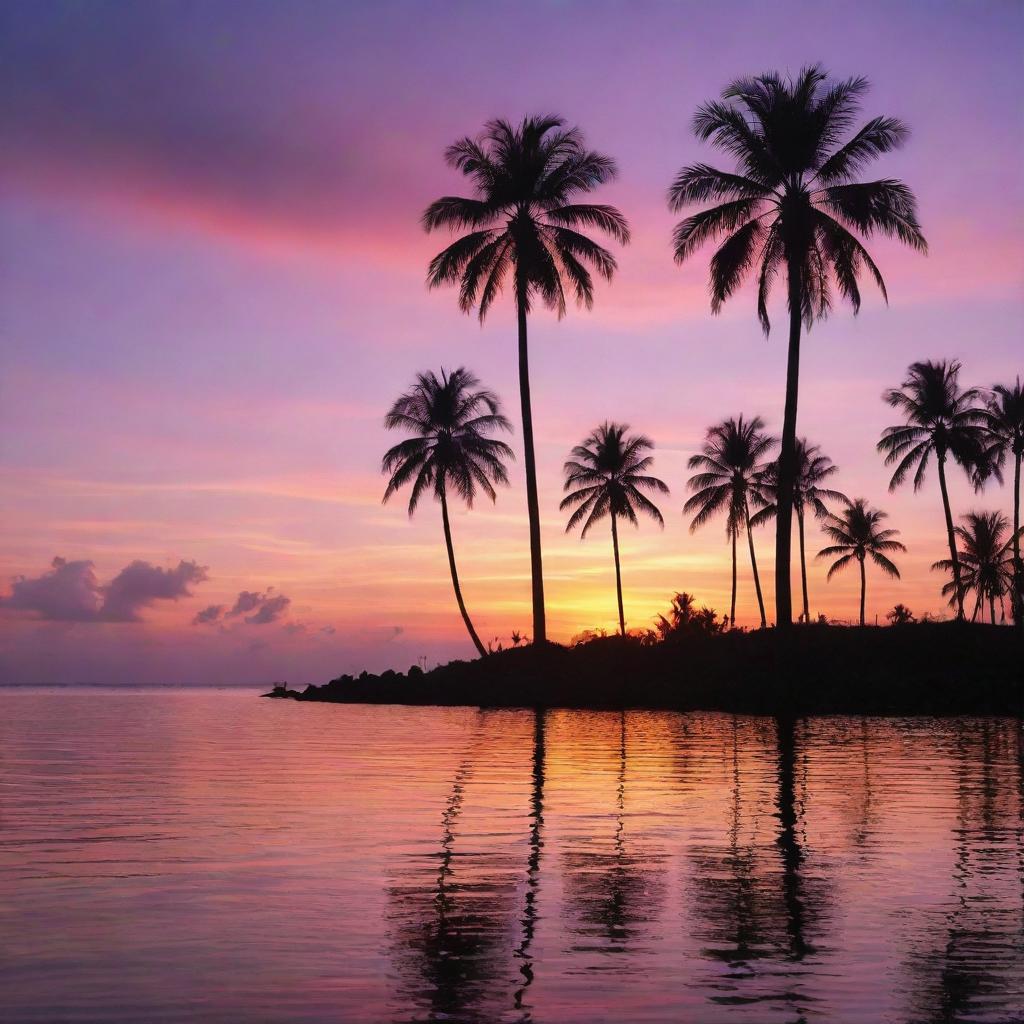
[745,497,767,629]
[1013,451,1022,631]
[989,593,996,625]
[971,588,982,622]
[611,511,625,637]
[936,451,965,619]
[797,505,810,623]
[440,483,487,658]
[516,279,546,645]
[774,258,802,631]
[859,555,866,627]
[730,521,738,629]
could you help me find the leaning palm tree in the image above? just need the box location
[382,368,513,657]
[685,415,777,628]
[817,499,905,626]
[561,423,668,636]
[932,511,1019,624]
[424,116,630,644]
[985,378,1024,626]
[751,439,848,622]
[878,360,989,619]
[668,65,926,629]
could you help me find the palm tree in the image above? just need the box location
[560,423,668,636]
[684,415,777,628]
[985,378,1024,626]
[424,116,630,644]
[932,512,1019,624]
[817,498,905,626]
[751,439,848,622]
[668,65,926,630]
[878,360,989,619]
[382,368,513,657]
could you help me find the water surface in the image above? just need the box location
[1,690,1022,1022]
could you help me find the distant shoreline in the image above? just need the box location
[267,622,1023,717]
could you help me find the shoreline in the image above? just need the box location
[266,622,1022,716]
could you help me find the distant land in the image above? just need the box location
[267,621,1022,716]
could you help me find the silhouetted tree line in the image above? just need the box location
[379,66,1022,654]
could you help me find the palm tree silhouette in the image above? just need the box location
[561,423,668,636]
[932,512,1019,624]
[985,378,1024,628]
[878,360,988,619]
[751,439,848,623]
[817,498,905,626]
[382,368,513,657]
[424,115,630,644]
[668,66,926,630]
[685,415,777,628]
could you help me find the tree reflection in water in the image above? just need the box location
[560,712,667,957]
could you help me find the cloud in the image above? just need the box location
[319,625,337,636]
[2,557,103,621]
[246,593,290,625]
[102,559,207,622]
[2,556,206,622]
[217,588,293,626]
[193,604,224,625]
[228,591,265,616]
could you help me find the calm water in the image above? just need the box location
[1,691,1022,1023]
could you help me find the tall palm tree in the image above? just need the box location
[932,512,1019,624]
[382,368,513,657]
[878,360,988,619]
[561,423,668,636]
[685,415,777,628]
[424,116,630,644]
[985,378,1024,627]
[668,65,926,629]
[751,439,848,622]
[817,498,905,626]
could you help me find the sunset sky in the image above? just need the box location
[1,1,1021,685]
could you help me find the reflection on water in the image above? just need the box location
[1,692,1022,1023]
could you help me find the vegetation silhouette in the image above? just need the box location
[424,115,630,645]
[668,65,926,629]
[984,377,1024,630]
[649,591,726,643]
[817,498,905,626]
[886,602,916,625]
[382,367,513,657]
[561,423,669,636]
[751,438,847,622]
[932,511,1020,624]
[685,415,776,628]
[879,359,988,620]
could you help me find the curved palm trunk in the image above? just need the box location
[858,555,866,627]
[439,485,487,658]
[730,521,738,629]
[797,505,810,623]
[516,282,547,645]
[971,588,982,623]
[936,452,965,620]
[745,498,767,629]
[774,260,802,631]
[610,512,626,637]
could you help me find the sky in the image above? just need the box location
[1,0,1021,685]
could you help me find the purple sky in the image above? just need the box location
[1,1,1021,684]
